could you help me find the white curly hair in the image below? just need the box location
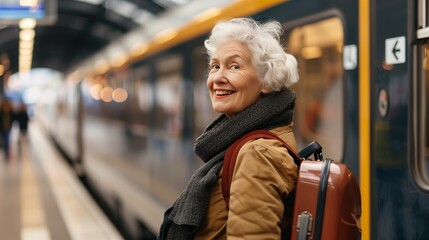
[204,17,299,91]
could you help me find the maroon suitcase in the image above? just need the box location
[222,130,362,240]
[290,159,362,240]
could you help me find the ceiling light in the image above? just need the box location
[20,40,34,49]
[20,0,38,7]
[19,29,35,41]
[19,18,37,29]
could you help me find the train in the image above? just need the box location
[34,0,429,239]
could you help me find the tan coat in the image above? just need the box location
[194,125,298,240]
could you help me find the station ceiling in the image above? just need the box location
[0,0,183,75]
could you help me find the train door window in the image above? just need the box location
[415,39,429,190]
[414,0,429,191]
[192,46,219,139]
[155,55,184,137]
[286,17,344,161]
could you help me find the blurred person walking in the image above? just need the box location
[0,98,15,160]
[14,102,30,154]
[15,103,30,136]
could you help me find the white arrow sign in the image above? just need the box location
[385,36,406,64]
[343,44,357,70]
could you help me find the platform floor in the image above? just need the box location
[0,121,123,240]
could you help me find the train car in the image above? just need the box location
[35,0,429,239]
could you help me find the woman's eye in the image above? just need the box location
[210,64,219,70]
[231,65,240,70]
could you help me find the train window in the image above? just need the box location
[415,41,429,189]
[192,46,219,139]
[81,75,105,115]
[155,55,184,137]
[286,17,344,161]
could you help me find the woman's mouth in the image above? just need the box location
[215,90,235,96]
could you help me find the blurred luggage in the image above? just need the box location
[222,130,362,240]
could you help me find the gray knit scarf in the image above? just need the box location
[160,88,296,239]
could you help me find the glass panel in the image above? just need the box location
[286,18,344,161]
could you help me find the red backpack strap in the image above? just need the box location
[221,129,302,209]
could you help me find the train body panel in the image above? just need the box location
[373,0,429,239]
[36,0,429,239]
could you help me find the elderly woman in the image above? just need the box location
[159,17,299,240]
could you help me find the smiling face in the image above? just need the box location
[207,40,266,115]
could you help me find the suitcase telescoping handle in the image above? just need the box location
[298,141,323,160]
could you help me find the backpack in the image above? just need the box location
[222,130,362,240]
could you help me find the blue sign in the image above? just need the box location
[0,4,45,20]
[0,0,56,25]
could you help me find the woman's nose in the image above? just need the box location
[211,67,228,83]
